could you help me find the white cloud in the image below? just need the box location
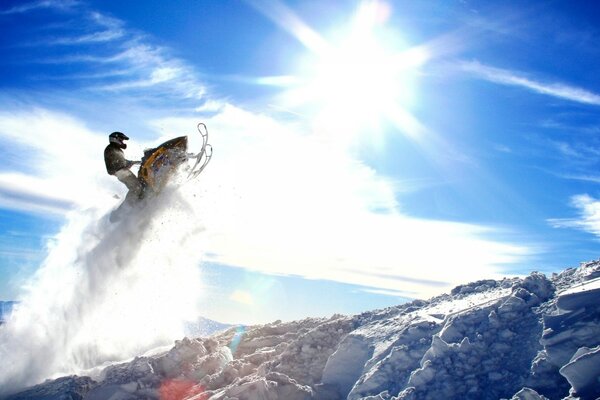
[0,100,534,302]
[0,108,148,215]
[195,100,226,113]
[359,288,412,298]
[89,10,123,30]
[86,45,206,99]
[0,0,78,15]
[461,61,600,106]
[559,174,600,184]
[0,173,75,215]
[97,65,184,91]
[150,105,532,300]
[150,67,179,84]
[549,194,600,238]
[49,29,125,45]
[19,8,207,102]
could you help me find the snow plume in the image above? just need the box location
[0,186,206,395]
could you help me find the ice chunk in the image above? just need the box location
[559,346,600,398]
[421,336,449,364]
[509,387,549,400]
[407,360,436,387]
[556,278,600,312]
[322,335,372,398]
[515,272,554,302]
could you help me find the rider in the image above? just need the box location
[104,132,142,205]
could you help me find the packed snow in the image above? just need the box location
[4,261,600,399]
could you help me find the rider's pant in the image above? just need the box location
[114,168,142,205]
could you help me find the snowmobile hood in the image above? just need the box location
[138,136,188,193]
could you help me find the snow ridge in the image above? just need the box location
[5,261,600,400]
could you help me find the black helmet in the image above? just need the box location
[109,131,129,149]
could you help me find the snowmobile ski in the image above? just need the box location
[187,123,213,180]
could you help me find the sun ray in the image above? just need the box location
[251,0,431,148]
[245,0,329,54]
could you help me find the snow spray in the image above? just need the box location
[0,184,206,395]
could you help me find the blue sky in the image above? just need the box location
[1,0,600,324]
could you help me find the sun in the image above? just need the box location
[279,1,428,146]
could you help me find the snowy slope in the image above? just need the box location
[5,261,600,400]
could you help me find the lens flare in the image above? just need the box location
[159,380,207,400]
[229,326,246,355]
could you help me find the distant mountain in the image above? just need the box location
[0,301,17,324]
[0,303,230,335]
[184,316,234,338]
[6,261,600,399]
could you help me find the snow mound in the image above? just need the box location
[6,260,600,400]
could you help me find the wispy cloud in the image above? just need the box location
[195,100,226,113]
[541,137,600,166]
[81,42,206,98]
[5,4,207,102]
[461,61,600,106]
[559,174,600,184]
[97,66,181,89]
[92,61,204,99]
[0,0,78,15]
[359,288,413,298]
[0,248,44,260]
[553,141,582,158]
[88,10,123,30]
[49,29,124,45]
[549,194,600,238]
[0,109,129,215]
[0,177,75,216]
[494,144,512,153]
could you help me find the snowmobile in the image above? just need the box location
[138,123,212,197]
[109,123,212,222]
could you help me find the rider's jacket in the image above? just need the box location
[104,143,131,175]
